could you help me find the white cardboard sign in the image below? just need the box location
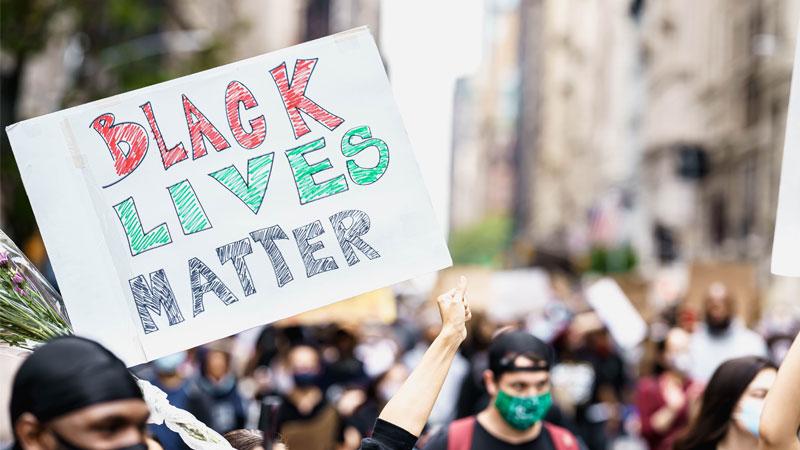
[584,278,646,350]
[6,28,451,366]
[773,29,800,277]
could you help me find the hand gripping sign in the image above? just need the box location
[6,28,451,365]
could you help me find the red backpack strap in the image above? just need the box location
[447,416,477,450]
[543,422,580,450]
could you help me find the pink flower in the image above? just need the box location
[13,285,25,297]
[0,252,8,266]
[11,272,24,285]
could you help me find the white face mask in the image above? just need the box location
[735,397,765,438]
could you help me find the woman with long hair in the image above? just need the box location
[673,356,777,450]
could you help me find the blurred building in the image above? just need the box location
[217,0,380,60]
[450,0,522,230]
[513,0,642,262]
[449,0,645,268]
[637,0,799,278]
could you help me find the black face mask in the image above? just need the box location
[292,371,320,388]
[54,431,148,450]
[706,315,732,336]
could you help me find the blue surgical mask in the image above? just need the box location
[735,397,764,438]
[153,351,186,374]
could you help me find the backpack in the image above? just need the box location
[445,416,579,450]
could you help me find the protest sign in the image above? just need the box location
[773,28,800,277]
[584,278,646,349]
[6,27,451,366]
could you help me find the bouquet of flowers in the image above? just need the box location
[0,230,233,449]
[0,234,70,349]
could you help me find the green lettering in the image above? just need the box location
[167,180,212,234]
[285,137,348,204]
[113,197,172,256]
[209,152,274,214]
[341,125,389,185]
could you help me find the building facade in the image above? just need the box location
[514,0,642,263]
[638,0,798,280]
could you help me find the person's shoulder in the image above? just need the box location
[422,417,479,450]
[543,422,584,450]
[737,324,766,341]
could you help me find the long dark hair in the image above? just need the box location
[673,356,776,450]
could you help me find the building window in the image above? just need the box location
[745,75,760,127]
[710,193,727,246]
[741,156,757,237]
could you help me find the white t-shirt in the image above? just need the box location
[689,321,768,382]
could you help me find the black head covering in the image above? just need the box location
[10,336,143,425]
[488,330,554,377]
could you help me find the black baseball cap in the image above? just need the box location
[10,336,142,425]
[488,330,554,377]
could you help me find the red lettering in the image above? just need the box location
[90,113,149,178]
[225,81,267,149]
[269,58,344,140]
[182,94,231,159]
[140,102,188,170]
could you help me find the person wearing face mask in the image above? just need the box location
[273,343,340,450]
[185,344,246,435]
[635,328,700,450]
[688,283,768,382]
[352,277,471,450]
[333,363,408,449]
[9,336,150,450]
[571,322,629,450]
[759,331,800,450]
[423,329,583,450]
[147,352,191,450]
[673,355,777,450]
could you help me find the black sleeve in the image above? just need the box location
[358,419,418,450]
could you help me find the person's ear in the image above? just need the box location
[483,370,498,397]
[15,412,51,450]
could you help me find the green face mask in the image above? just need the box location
[494,390,553,430]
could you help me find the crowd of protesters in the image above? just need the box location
[6,273,800,450]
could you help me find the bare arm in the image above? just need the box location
[650,405,682,433]
[650,379,687,433]
[377,276,471,437]
[760,332,800,450]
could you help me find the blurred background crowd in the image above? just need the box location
[3,0,800,449]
